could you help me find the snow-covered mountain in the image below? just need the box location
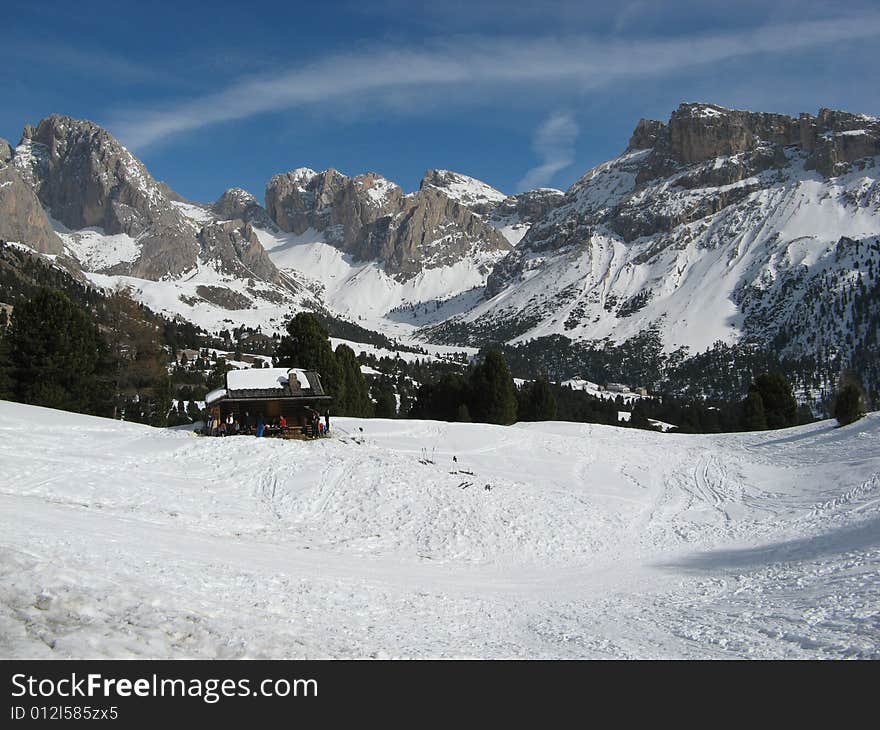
[2,115,320,334]
[2,103,878,382]
[1,115,553,336]
[431,103,880,367]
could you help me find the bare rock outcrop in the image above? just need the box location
[353,185,511,278]
[198,219,280,283]
[0,161,64,254]
[265,168,403,248]
[212,188,276,230]
[13,114,199,279]
[627,119,666,151]
[634,103,880,184]
[266,166,509,278]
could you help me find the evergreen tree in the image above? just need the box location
[207,357,235,390]
[741,390,767,430]
[373,385,397,419]
[104,286,169,419]
[334,344,373,417]
[276,313,342,398]
[522,376,558,421]
[186,399,202,422]
[6,287,110,415]
[0,326,13,400]
[455,403,472,422]
[750,373,797,428]
[833,373,866,427]
[469,349,517,425]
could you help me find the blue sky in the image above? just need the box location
[4,0,880,202]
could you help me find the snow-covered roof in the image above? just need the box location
[205,387,227,405]
[226,367,307,391]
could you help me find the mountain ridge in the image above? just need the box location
[1,102,878,398]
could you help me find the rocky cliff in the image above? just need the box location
[438,102,880,374]
[265,166,510,279]
[13,115,199,278]
[6,115,292,293]
[212,188,276,231]
[0,160,64,254]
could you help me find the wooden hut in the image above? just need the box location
[204,367,331,437]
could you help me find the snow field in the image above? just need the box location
[0,401,877,658]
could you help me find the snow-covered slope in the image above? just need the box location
[435,104,880,359]
[1,400,877,658]
[253,225,496,338]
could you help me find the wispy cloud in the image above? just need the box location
[110,12,880,150]
[9,41,167,85]
[518,113,579,190]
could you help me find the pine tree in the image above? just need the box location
[373,386,397,419]
[751,373,797,429]
[0,326,13,400]
[833,384,864,426]
[469,349,517,425]
[207,357,235,390]
[104,286,168,419]
[524,376,557,421]
[741,390,767,430]
[334,344,373,417]
[276,313,342,398]
[7,287,110,415]
[833,372,866,427]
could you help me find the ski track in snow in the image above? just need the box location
[0,401,877,659]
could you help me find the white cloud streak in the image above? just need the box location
[110,13,880,150]
[518,112,579,190]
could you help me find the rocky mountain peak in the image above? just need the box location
[419,169,506,215]
[626,118,666,151]
[625,102,880,185]
[11,114,199,279]
[665,102,800,165]
[265,167,403,244]
[212,187,276,230]
[264,165,511,278]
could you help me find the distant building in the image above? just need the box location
[605,383,631,394]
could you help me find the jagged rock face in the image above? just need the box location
[806,109,880,176]
[419,169,506,215]
[493,188,564,222]
[198,220,280,283]
[265,168,403,246]
[667,103,800,165]
[0,162,64,254]
[13,114,199,279]
[627,119,666,151]
[462,102,880,367]
[635,103,880,185]
[212,188,276,230]
[266,166,510,277]
[352,185,511,278]
[0,139,12,164]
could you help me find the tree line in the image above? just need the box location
[0,249,866,431]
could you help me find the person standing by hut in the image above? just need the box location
[324,409,330,435]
